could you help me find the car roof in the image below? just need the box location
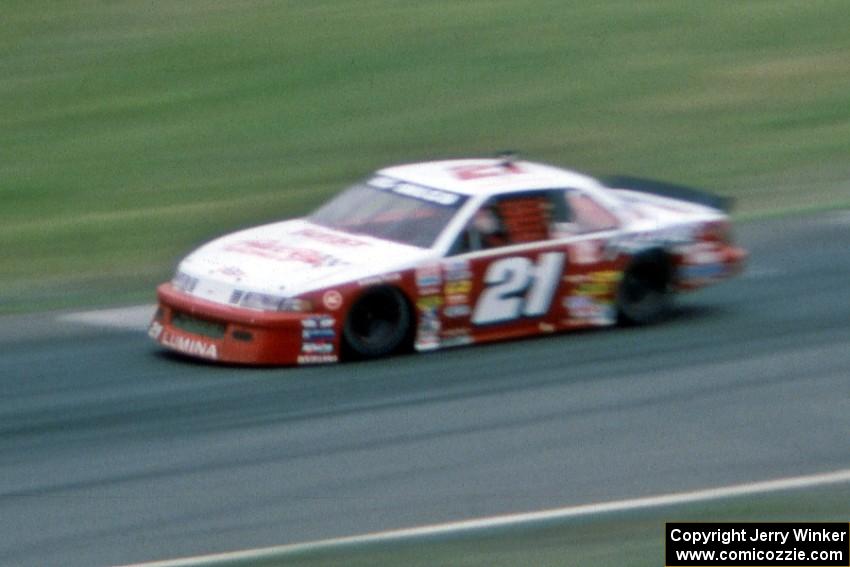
[377,158,605,198]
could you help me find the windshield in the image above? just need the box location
[309,177,467,248]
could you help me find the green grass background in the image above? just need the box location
[3,1,850,312]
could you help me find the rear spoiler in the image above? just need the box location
[601,175,733,212]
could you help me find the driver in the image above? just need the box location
[472,207,507,248]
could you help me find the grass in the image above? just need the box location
[3,1,850,312]
[146,482,850,566]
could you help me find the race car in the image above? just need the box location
[149,156,746,365]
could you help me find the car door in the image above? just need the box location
[438,191,570,345]
[553,188,624,328]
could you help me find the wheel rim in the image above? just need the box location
[618,260,669,324]
[622,270,659,306]
[345,289,408,355]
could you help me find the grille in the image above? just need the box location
[171,311,226,339]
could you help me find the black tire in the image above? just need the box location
[342,287,412,359]
[616,251,673,325]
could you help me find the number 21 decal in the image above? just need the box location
[472,252,565,325]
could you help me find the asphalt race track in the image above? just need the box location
[1,212,849,567]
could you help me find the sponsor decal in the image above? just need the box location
[322,290,343,310]
[443,304,471,318]
[415,264,442,289]
[160,330,219,360]
[368,176,399,189]
[368,176,460,206]
[443,259,470,271]
[302,329,335,340]
[415,308,441,350]
[443,259,472,281]
[293,227,368,247]
[224,240,348,268]
[439,327,473,347]
[301,313,337,354]
[302,315,335,329]
[563,296,615,324]
[417,275,441,288]
[393,183,460,206]
[445,269,473,282]
[592,270,622,282]
[419,308,440,329]
[444,280,472,295]
[452,163,524,180]
[357,273,402,287]
[568,270,622,298]
[605,226,694,258]
[575,281,615,296]
[565,270,619,282]
[172,271,198,293]
[446,293,470,306]
[416,295,443,310]
[297,354,339,364]
[302,342,334,354]
[564,295,593,311]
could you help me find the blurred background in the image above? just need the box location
[3,4,850,566]
[3,0,850,312]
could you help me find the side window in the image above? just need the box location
[448,202,508,255]
[550,189,619,237]
[448,193,556,255]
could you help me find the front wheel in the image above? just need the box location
[617,254,672,325]
[342,287,412,359]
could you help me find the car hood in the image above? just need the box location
[176,219,433,305]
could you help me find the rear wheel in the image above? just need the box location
[342,287,412,359]
[617,252,672,325]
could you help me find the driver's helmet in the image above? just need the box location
[473,207,500,235]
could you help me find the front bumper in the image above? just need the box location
[149,283,339,365]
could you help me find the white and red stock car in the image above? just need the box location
[149,157,746,365]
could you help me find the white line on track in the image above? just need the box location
[58,304,155,331]
[123,467,850,567]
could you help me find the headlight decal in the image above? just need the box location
[234,291,313,312]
